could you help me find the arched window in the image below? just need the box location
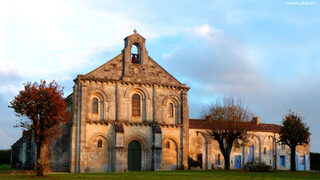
[92,98,99,114]
[97,140,102,148]
[132,94,141,117]
[169,103,174,118]
[131,44,139,64]
[166,141,170,149]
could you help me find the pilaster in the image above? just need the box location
[181,90,189,169]
[114,124,125,172]
[151,125,162,171]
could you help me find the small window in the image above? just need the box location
[216,154,221,165]
[97,140,102,148]
[280,155,286,167]
[169,103,174,118]
[92,98,99,114]
[166,141,170,149]
[132,94,141,117]
[264,147,267,154]
[281,143,285,150]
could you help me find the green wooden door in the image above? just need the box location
[128,140,141,171]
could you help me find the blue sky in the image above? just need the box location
[0,0,319,152]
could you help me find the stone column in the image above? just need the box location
[151,125,162,171]
[114,124,125,172]
[181,90,189,169]
[79,83,87,172]
[70,81,83,173]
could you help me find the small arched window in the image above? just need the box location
[97,140,102,148]
[166,141,170,149]
[132,94,141,117]
[169,103,174,118]
[92,98,99,114]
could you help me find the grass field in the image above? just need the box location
[1,165,320,180]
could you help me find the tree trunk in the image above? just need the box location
[224,155,230,170]
[36,142,50,176]
[290,145,296,171]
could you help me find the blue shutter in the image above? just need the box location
[296,153,300,170]
[280,156,286,167]
[305,155,308,170]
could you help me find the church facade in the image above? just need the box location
[11,32,310,172]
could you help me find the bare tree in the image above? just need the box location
[202,97,253,170]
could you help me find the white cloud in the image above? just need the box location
[193,24,223,39]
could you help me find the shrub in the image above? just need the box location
[188,157,201,169]
[311,152,320,171]
[245,161,272,172]
[0,149,11,165]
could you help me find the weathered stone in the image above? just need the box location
[11,32,310,172]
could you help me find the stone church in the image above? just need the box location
[11,31,310,172]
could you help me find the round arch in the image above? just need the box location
[124,86,150,100]
[86,133,111,172]
[161,137,179,170]
[161,95,181,124]
[248,134,262,163]
[87,133,111,149]
[87,89,110,121]
[125,133,150,171]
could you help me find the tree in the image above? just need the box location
[202,97,253,170]
[9,80,70,176]
[279,110,310,171]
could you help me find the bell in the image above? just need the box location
[131,54,138,63]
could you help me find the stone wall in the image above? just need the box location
[188,129,310,170]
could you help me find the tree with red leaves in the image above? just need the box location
[202,97,253,170]
[9,80,70,176]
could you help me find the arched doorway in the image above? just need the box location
[128,140,141,171]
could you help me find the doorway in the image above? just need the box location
[235,155,241,169]
[128,140,141,171]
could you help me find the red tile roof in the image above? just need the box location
[189,119,282,133]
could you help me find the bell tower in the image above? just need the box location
[121,30,149,80]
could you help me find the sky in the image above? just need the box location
[0,0,319,151]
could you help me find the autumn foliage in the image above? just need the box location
[9,80,70,176]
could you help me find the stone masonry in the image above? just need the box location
[11,31,310,172]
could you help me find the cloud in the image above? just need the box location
[1,1,319,152]
[158,24,320,151]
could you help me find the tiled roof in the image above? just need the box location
[189,119,282,133]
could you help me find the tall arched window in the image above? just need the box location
[92,98,99,114]
[132,94,140,117]
[169,103,174,118]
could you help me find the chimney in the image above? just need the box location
[252,116,259,125]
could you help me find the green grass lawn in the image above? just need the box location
[0,167,319,180]
[0,165,18,172]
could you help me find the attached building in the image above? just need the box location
[11,32,310,172]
